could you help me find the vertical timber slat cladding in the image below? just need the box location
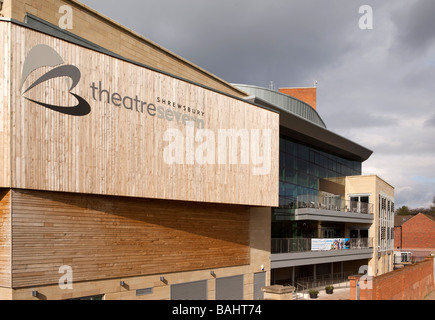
[0,190,12,287]
[6,22,279,207]
[11,189,250,288]
[0,22,11,188]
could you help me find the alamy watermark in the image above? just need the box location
[59,5,73,30]
[59,265,73,290]
[359,5,374,30]
[163,123,272,176]
[358,265,373,289]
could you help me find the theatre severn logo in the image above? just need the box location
[21,44,91,116]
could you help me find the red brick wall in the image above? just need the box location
[401,214,435,250]
[349,257,434,300]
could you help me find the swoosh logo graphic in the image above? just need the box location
[21,44,91,116]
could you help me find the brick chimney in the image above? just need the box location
[279,87,317,111]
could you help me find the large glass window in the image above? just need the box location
[273,135,362,238]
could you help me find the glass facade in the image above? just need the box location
[272,135,362,238]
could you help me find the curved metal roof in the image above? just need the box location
[232,84,327,128]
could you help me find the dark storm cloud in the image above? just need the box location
[388,0,435,96]
[81,0,371,87]
[390,0,435,54]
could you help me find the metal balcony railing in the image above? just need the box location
[271,238,373,254]
[296,194,374,215]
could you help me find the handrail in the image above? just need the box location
[295,281,308,299]
[296,194,374,215]
[292,273,353,299]
[296,272,354,287]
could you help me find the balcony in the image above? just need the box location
[271,238,374,269]
[294,194,374,223]
[271,238,373,254]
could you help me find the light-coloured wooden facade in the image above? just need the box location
[1,21,279,207]
[0,21,10,187]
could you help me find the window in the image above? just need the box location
[360,196,369,204]
[273,134,363,237]
[349,194,370,213]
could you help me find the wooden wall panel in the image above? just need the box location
[11,189,250,288]
[0,189,11,288]
[0,22,11,188]
[7,23,279,207]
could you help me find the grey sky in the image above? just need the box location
[80,0,435,209]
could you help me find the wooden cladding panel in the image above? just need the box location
[11,189,250,288]
[0,190,11,287]
[0,22,11,188]
[7,23,279,207]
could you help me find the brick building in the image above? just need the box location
[394,213,435,260]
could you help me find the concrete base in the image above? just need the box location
[261,285,295,300]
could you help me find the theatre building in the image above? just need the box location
[0,1,395,300]
[0,0,280,300]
